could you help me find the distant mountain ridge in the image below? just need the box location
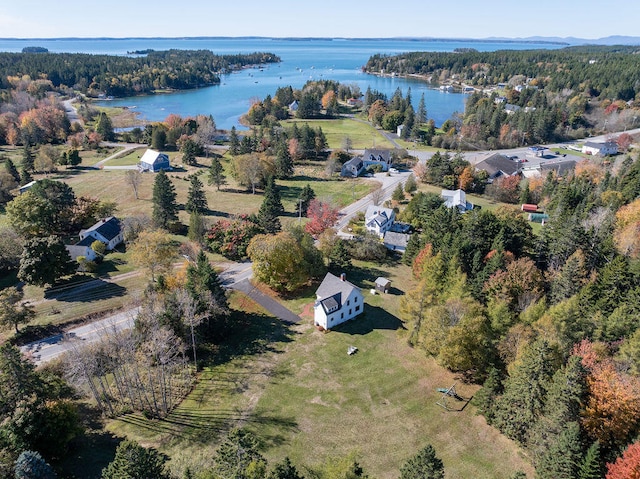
[0,35,639,46]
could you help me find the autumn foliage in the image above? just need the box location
[606,442,640,479]
[573,340,640,449]
[614,198,640,259]
[304,199,339,236]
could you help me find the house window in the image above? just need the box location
[347,300,350,306]
[354,297,358,302]
[356,305,360,312]
[341,313,344,319]
[349,309,352,315]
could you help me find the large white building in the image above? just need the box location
[582,141,618,156]
[314,273,364,330]
[364,205,396,237]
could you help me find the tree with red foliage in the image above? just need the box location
[304,199,339,236]
[616,133,633,152]
[606,441,640,479]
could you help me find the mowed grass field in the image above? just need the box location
[104,262,532,479]
[284,118,395,150]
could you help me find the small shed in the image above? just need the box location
[375,277,391,294]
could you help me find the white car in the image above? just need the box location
[389,168,399,174]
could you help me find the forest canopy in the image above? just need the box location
[0,49,280,97]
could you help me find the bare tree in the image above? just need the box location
[125,170,142,200]
[370,185,384,206]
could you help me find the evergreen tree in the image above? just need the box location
[152,170,178,228]
[22,145,34,172]
[472,367,503,425]
[328,238,352,272]
[392,182,405,202]
[400,444,445,479]
[229,126,240,155]
[416,93,427,125]
[405,174,417,194]
[187,211,205,244]
[207,157,227,191]
[403,105,415,139]
[67,149,82,167]
[5,158,20,182]
[95,112,115,141]
[257,176,284,234]
[181,138,200,166]
[492,339,557,444]
[268,457,304,479]
[185,175,208,214]
[535,421,583,479]
[275,140,294,179]
[297,184,316,216]
[101,440,169,479]
[14,451,56,479]
[19,168,33,186]
[186,250,227,309]
[213,429,267,479]
[578,442,602,479]
[151,127,166,150]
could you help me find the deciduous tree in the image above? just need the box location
[18,236,75,287]
[304,199,339,236]
[606,441,640,479]
[129,230,177,283]
[125,169,142,200]
[0,286,35,333]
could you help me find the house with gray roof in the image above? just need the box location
[362,149,393,172]
[314,272,364,330]
[341,156,364,177]
[582,141,618,156]
[139,149,171,172]
[475,153,520,181]
[79,217,123,251]
[365,205,396,237]
[383,231,410,253]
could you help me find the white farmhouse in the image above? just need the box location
[314,273,364,330]
[441,189,474,213]
[364,205,396,237]
[582,141,618,156]
[79,217,124,251]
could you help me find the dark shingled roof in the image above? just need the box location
[475,153,519,177]
[316,272,360,312]
[82,217,122,242]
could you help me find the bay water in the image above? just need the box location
[0,38,563,129]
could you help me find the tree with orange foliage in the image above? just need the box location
[321,90,337,115]
[574,340,640,449]
[483,257,544,312]
[486,175,521,203]
[575,160,605,184]
[614,198,640,259]
[606,442,640,479]
[458,166,474,191]
[616,133,633,152]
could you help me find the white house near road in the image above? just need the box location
[365,205,396,237]
[441,189,474,212]
[314,273,364,330]
[582,141,618,156]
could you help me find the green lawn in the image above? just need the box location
[283,118,395,150]
[103,262,532,479]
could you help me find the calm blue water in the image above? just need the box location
[0,38,563,129]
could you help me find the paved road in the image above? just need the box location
[335,170,411,237]
[21,261,255,365]
[230,279,300,324]
[95,142,147,168]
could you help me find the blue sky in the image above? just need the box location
[1,0,638,39]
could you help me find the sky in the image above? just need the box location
[1,0,639,40]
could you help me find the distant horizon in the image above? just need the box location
[2,1,639,40]
[1,35,639,46]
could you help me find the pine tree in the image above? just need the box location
[95,112,115,141]
[229,126,240,155]
[578,442,602,479]
[186,250,227,309]
[207,157,227,191]
[267,457,304,479]
[14,450,56,479]
[275,140,294,179]
[5,158,20,182]
[68,149,82,167]
[188,211,205,243]
[392,182,405,202]
[400,444,444,479]
[472,367,503,424]
[22,145,34,172]
[152,170,178,228]
[185,175,208,214]
[405,174,417,194]
[101,440,169,479]
[297,184,316,216]
[328,239,352,272]
[19,168,33,186]
[492,339,557,444]
[257,176,284,234]
[535,421,583,479]
[416,93,427,125]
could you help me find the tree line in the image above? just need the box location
[400,148,640,477]
[0,50,281,97]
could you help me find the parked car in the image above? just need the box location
[389,167,399,174]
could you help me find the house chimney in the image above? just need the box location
[340,273,346,282]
